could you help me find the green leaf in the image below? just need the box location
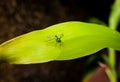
[109,0,120,29]
[0,21,120,64]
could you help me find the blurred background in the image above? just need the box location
[0,0,119,82]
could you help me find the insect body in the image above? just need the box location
[46,34,64,48]
[47,34,63,44]
[54,35,62,43]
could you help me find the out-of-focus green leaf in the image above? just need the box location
[0,21,120,64]
[109,0,120,29]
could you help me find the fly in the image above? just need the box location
[54,35,63,43]
[48,34,63,44]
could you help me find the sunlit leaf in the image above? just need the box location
[0,21,120,64]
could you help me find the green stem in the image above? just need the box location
[106,67,117,82]
[108,48,116,69]
[107,0,120,82]
[108,48,117,82]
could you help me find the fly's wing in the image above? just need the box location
[47,36,56,41]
